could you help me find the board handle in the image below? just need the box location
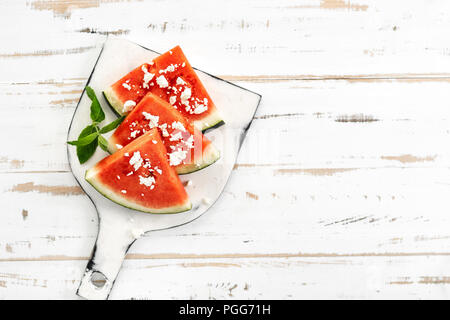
[77,213,138,300]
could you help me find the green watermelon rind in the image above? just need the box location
[103,87,125,117]
[103,87,224,132]
[85,168,192,214]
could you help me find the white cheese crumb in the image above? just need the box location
[131,228,144,238]
[139,175,156,187]
[171,121,186,131]
[184,134,194,149]
[176,77,186,86]
[141,65,154,89]
[122,82,131,90]
[121,190,127,194]
[193,103,208,114]
[152,140,158,144]
[169,131,183,142]
[168,148,188,166]
[123,100,136,113]
[169,95,177,105]
[126,171,134,176]
[182,62,186,67]
[159,123,169,137]
[130,130,140,138]
[124,152,130,157]
[180,87,191,105]
[156,75,169,88]
[129,151,143,171]
[154,166,162,175]
[160,64,176,74]
[116,144,123,149]
[142,112,159,128]
[117,175,120,180]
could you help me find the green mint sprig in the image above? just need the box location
[68,86,125,164]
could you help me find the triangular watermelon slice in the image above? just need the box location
[103,46,224,131]
[86,128,191,214]
[108,92,220,175]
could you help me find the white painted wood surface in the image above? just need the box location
[1,0,450,299]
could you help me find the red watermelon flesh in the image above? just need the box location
[103,46,224,131]
[86,128,191,214]
[108,93,220,174]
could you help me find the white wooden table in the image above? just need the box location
[1,0,450,299]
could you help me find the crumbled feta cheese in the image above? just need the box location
[168,148,188,166]
[184,134,194,149]
[193,103,208,114]
[176,77,186,86]
[130,130,140,138]
[180,87,191,105]
[171,121,186,131]
[131,228,144,238]
[182,62,186,67]
[139,175,156,187]
[126,172,134,176]
[159,123,169,137]
[204,98,208,105]
[121,190,127,194]
[129,151,143,171]
[124,153,130,157]
[122,82,131,90]
[156,75,169,88]
[169,96,177,105]
[159,64,176,74]
[169,131,183,142]
[117,175,121,180]
[123,100,136,113]
[141,65,154,89]
[116,144,123,149]
[152,140,158,144]
[154,166,162,175]
[142,112,159,128]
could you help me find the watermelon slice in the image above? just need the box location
[103,46,224,131]
[108,93,220,175]
[85,128,191,214]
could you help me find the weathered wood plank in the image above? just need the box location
[1,0,450,79]
[1,79,450,173]
[1,255,450,299]
[1,166,450,261]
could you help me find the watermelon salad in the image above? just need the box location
[86,128,191,213]
[103,46,224,131]
[69,46,224,214]
[108,92,220,175]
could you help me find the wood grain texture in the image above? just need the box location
[1,0,450,299]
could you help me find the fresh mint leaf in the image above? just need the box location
[99,116,126,134]
[67,131,99,146]
[86,86,105,123]
[98,135,109,152]
[75,125,98,164]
